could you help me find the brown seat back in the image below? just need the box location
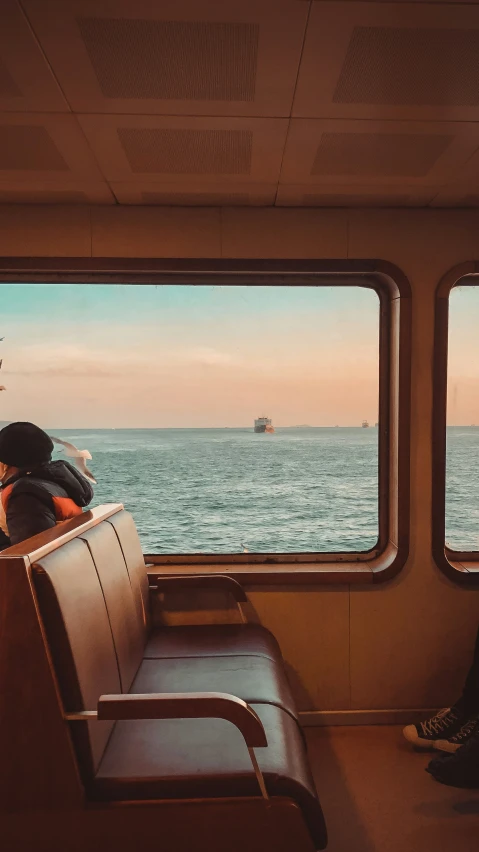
[32,537,121,782]
[79,523,146,692]
[107,510,151,632]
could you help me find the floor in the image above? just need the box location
[306,726,479,852]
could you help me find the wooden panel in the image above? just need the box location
[0,181,114,204]
[111,181,276,206]
[276,184,436,207]
[248,588,351,711]
[0,204,91,256]
[350,576,479,709]
[2,505,124,559]
[91,206,221,257]
[0,554,83,810]
[220,208,348,258]
[1,798,317,852]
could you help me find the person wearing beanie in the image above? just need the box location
[0,422,94,548]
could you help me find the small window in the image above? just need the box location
[433,266,479,583]
[446,284,479,552]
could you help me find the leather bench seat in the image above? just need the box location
[144,623,282,662]
[130,656,298,722]
[29,511,327,851]
[91,703,326,850]
[77,522,298,722]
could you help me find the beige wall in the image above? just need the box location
[1,203,479,712]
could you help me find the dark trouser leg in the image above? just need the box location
[456,623,479,717]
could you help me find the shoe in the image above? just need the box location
[427,724,479,788]
[403,707,464,749]
[435,715,479,753]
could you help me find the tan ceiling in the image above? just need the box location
[1,0,479,206]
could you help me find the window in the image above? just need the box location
[433,264,479,583]
[0,259,410,581]
[446,285,479,552]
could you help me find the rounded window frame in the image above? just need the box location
[433,262,479,585]
[0,256,411,585]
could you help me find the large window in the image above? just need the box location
[0,281,380,556]
[446,284,479,551]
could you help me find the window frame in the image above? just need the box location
[0,257,411,585]
[433,262,479,585]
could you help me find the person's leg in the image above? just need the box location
[403,621,479,749]
[455,622,479,717]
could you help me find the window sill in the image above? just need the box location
[145,542,402,585]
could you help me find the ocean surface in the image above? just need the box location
[53,427,379,554]
[446,427,479,551]
[50,426,477,554]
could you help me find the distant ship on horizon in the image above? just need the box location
[254,416,275,433]
[362,420,369,428]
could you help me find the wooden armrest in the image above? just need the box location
[96,692,266,748]
[67,692,269,798]
[148,574,248,603]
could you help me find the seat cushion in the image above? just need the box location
[107,511,151,632]
[79,524,146,692]
[144,624,283,662]
[130,656,298,722]
[92,703,327,850]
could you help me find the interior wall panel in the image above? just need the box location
[220,208,349,258]
[248,588,351,711]
[91,206,222,258]
[0,204,91,255]
[0,206,478,711]
[110,182,277,206]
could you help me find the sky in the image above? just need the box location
[448,286,479,425]
[0,283,379,428]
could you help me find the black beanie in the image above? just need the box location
[0,422,54,468]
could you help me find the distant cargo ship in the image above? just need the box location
[254,416,275,433]
[361,420,369,428]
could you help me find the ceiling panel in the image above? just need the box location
[0,180,114,204]
[78,115,288,185]
[294,2,479,121]
[280,119,479,186]
[0,0,68,112]
[276,184,436,207]
[22,0,308,116]
[0,113,106,183]
[111,182,276,206]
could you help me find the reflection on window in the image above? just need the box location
[0,283,379,554]
[447,285,479,550]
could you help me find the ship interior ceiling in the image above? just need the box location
[2,2,479,852]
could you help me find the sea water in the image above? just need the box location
[50,426,476,554]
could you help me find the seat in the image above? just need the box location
[92,702,327,850]
[144,622,282,661]
[107,511,282,663]
[80,518,298,721]
[131,655,298,722]
[10,507,327,852]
